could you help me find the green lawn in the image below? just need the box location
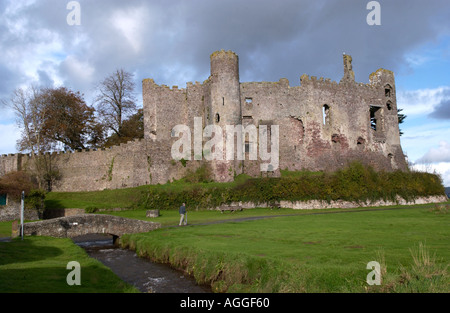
[0,220,13,237]
[121,203,450,293]
[1,202,448,293]
[0,236,139,293]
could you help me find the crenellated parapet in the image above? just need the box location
[1,50,407,192]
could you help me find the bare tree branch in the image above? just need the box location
[95,69,137,138]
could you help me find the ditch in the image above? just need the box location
[73,234,211,293]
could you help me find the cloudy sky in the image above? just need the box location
[0,0,449,185]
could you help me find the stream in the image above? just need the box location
[73,234,211,293]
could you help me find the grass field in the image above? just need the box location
[121,203,450,293]
[0,236,138,293]
[1,199,448,293]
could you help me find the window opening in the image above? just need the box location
[357,137,366,145]
[370,106,382,131]
[322,104,330,125]
[386,101,392,111]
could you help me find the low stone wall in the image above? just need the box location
[213,195,448,211]
[43,208,86,219]
[0,202,40,222]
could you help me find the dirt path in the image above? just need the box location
[166,205,418,228]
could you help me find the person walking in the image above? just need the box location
[179,202,187,226]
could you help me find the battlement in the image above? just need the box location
[143,78,208,93]
[300,74,339,88]
[210,49,238,59]
[186,81,205,88]
[241,78,291,89]
[369,68,395,85]
[0,138,145,160]
[1,51,406,192]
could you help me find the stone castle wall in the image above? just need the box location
[143,50,407,180]
[0,50,408,192]
[0,138,201,191]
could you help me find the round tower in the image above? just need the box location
[208,50,242,181]
[210,50,241,125]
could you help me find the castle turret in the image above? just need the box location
[208,50,242,181]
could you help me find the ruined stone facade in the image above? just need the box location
[0,50,407,192]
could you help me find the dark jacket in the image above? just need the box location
[179,205,186,214]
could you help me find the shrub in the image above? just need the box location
[184,164,213,184]
[85,206,99,213]
[137,162,446,211]
[0,171,39,201]
[25,189,46,210]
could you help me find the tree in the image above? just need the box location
[7,86,49,154]
[103,109,144,147]
[40,87,98,151]
[3,86,105,190]
[3,86,52,189]
[398,108,407,136]
[95,69,137,139]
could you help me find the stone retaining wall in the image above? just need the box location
[0,201,40,222]
[213,195,448,211]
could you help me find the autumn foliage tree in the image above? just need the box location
[103,108,144,147]
[41,87,102,150]
[4,86,104,190]
[3,69,142,189]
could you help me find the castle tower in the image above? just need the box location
[208,50,242,181]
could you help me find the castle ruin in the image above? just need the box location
[0,50,407,192]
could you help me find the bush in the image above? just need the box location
[25,189,46,210]
[85,206,99,213]
[0,171,38,201]
[137,162,446,211]
[184,164,213,184]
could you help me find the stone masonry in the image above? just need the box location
[0,50,407,192]
[19,214,161,242]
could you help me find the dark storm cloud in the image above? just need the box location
[429,98,450,119]
[1,0,450,104]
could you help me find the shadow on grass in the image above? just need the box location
[0,265,136,293]
[44,199,66,209]
[0,237,63,266]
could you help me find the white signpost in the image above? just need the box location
[20,191,24,240]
